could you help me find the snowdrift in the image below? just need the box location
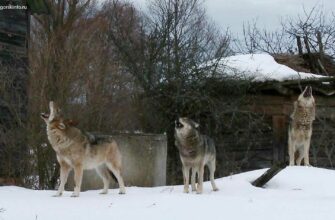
[0,166,334,220]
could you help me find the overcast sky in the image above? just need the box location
[128,0,334,35]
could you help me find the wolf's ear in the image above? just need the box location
[56,122,66,130]
[194,122,200,129]
[65,119,78,127]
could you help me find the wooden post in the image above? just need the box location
[316,31,324,58]
[303,36,311,54]
[316,31,328,75]
[303,35,318,73]
[252,162,286,187]
[272,115,287,163]
[296,35,303,56]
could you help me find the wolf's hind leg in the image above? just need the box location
[106,162,126,194]
[288,137,296,166]
[303,139,311,166]
[96,166,111,194]
[191,168,198,191]
[296,148,304,166]
[208,159,219,191]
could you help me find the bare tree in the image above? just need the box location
[28,0,140,189]
[237,20,295,54]
[284,5,335,57]
[105,0,270,184]
[105,0,231,117]
[238,5,335,59]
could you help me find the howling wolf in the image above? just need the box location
[174,117,218,194]
[288,86,316,166]
[41,101,126,197]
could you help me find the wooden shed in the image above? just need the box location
[194,53,335,180]
[0,0,48,180]
[216,72,335,176]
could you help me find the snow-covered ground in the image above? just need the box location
[217,54,326,82]
[1,166,335,220]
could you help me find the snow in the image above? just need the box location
[1,166,335,220]
[217,54,325,82]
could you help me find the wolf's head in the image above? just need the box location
[174,117,199,138]
[297,86,315,107]
[40,101,77,130]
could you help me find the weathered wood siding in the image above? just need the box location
[216,94,335,176]
[0,0,28,59]
[0,0,29,177]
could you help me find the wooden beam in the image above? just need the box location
[317,31,324,57]
[296,35,303,56]
[251,162,286,187]
[272,115,287,163]
[254,76,335,96]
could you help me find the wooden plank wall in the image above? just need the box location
[0,0,29,177]
[0,0,28,58]
[215,94,335,177]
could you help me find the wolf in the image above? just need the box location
[174,117,218,194]
[41,101,126,197]
[288,86,315,166]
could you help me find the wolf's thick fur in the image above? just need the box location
[174,117,218,194]
[288,86,315,166]
[41,101,125,197]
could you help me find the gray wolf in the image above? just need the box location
[288,86,315,166]
[174,117,218,194]
[41,101,126,197]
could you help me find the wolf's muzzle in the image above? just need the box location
[303,86,312,97]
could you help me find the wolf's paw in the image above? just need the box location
[119,188,126,194]
[183,189,189,193]
[191,188,197,192]
[304,164,312,167]
[52,193,62,197]
[100,190,108,195]
[196,190,203,194]
[213,187,219,192]
[70,193,79,197]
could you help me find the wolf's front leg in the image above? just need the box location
[191,168,198,192]
[196,164,204,194]
[182,166,190,193]
[71,164,83,197]
[54,162,71,197]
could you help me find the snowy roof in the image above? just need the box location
[217,54,325,82]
